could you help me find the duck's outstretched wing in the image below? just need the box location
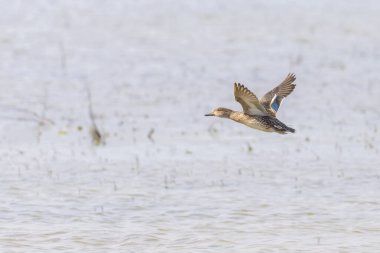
[234,83,268,116]
[260,73,296,117]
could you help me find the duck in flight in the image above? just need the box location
[205,73,296,134]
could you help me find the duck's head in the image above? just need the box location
[205,107,233,118]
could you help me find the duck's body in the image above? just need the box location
[230,111,295,134]
[205,73,296,134]
[207,108,295,134]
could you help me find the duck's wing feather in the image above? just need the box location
[260,73,296,116]
[234,83,268,116]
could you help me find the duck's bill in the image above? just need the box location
[204,113,214,116]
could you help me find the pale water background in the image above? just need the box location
[0,0,380,252]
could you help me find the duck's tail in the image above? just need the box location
[286,126,295,133]
[269,117,295,134]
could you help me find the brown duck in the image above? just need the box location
[205,73,296,134]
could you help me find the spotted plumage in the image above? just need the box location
[205,73,296,134]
